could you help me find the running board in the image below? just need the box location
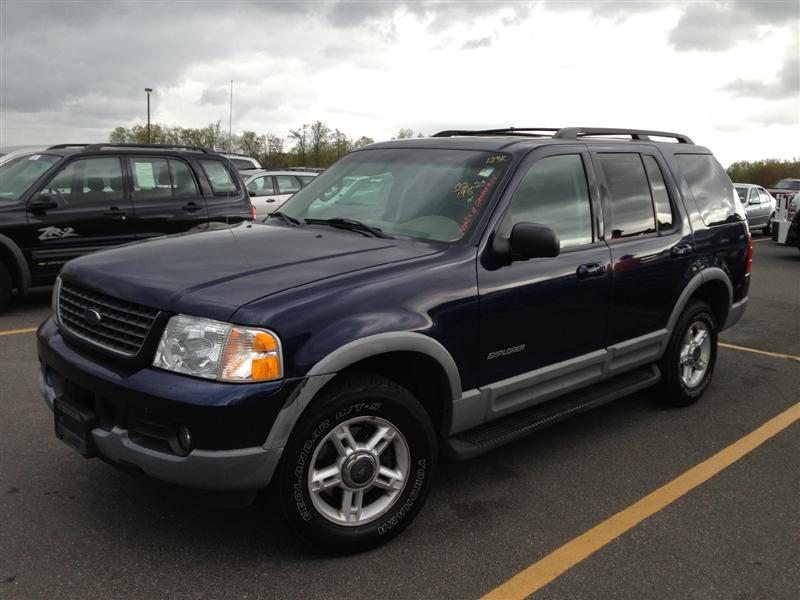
[443,364,660,460]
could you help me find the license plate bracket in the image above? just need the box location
[54,396,97,457]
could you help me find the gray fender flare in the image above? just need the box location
[263,332,462,451]
[0,233,31,295]
[666,267,732,332]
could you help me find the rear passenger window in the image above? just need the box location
[199,160,237,194]
[675,154,737,226]
[509,154,593,249]
[130,158,172,199]
[598,153,656,239]
[170,160,199,197]
[642,155,674,231]
[275,175,302,194]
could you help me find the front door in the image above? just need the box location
[23,155,136,283]
[478,148,612,418]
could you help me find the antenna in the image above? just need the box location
[226,80,233,228]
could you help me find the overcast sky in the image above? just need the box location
[1,0,798,166]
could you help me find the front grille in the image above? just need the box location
[58,282,159,356]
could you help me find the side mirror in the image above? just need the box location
[507,223,560,260]
[27,194,59,212]
[248,189,256,197]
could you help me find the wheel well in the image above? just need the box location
[335,351,452,434]
[691,280,729,327]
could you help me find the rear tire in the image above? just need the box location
[0,262,12,312]
[277,372,437,554]
[762,213,774,235]
[658,299,718,407]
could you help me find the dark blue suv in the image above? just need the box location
[37,127,751,553]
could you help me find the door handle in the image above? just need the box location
[577,263,605,280]
[182,202,202,212]
[104,207,126,220]
[266,198,277,203]
[671,243,693,258]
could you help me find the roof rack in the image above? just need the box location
[553,128,693,144]
[432,127,559,138]
[46,144,93,150]
[432,127,694,144]
[82,143,212,153]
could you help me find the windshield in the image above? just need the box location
[279,148,512,242]
[0,154,61,202]
[773,179,800,190]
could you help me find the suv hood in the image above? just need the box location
[62,222,443,321]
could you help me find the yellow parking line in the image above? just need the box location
[481,402,800,600]
[719,342,800,363]
[0,327,38,336]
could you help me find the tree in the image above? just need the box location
[309,120,331,166]
[239,130,265,160]
[726,158,800,187]
[395,128,414,139]
[332,129,350,160]
[289,124,309,165]
[265,134,285,168]
[352,135,375,149]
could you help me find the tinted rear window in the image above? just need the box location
[598,153,656,239]
[199,160,238,194]
[675,154,737,226]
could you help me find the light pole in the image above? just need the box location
[144,88,153,143]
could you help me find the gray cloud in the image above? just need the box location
[461,36,493,50]
[719,55,800,99]
[668,1,798,51]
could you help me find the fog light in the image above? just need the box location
[177,424,193,453]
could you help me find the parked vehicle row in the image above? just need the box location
[244,169,318,217]
[37,127,750,554]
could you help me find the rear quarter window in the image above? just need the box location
[199,159,238,194]
[675,154,738,226]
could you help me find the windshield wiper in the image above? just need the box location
[267,211,301,226]
[304,218,394,239]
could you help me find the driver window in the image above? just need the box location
[509,154,592,248]
[247,176,275,196]
[39,157,124,206]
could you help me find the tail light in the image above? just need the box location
[251,205,257,220]
[745,233,753,274]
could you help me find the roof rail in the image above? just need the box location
[82,143,212,153]
[46,144,93,150]
[432,127,559,138]
[553,127,694,144]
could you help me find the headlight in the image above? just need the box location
[153,315,282,383]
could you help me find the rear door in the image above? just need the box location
[128,155,209,240]
[592,149,692,348]
[22,155,135,282]
[246,174,279,217]
[198,158,249,223]
[272,174,303,211]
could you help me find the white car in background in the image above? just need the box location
[243,169,318,218]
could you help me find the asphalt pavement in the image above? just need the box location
[1,233,798,599]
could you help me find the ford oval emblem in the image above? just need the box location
[83,308,102,326]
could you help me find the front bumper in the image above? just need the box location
[37,317,301,491]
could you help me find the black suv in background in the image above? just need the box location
[37,127,750,553]
[0,144,253,309]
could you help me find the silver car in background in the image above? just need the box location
[733,183,776,235]
[244,169,318,217]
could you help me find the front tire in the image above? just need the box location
[277,373,437,554]
[658,299,718,407]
